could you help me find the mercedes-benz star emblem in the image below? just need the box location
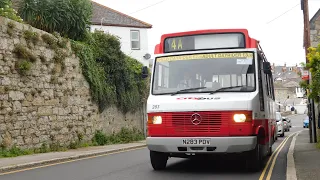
[191,113,202,125]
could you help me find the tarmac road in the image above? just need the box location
[0,114,306,180]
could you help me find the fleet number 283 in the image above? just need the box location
[152,105,160,109]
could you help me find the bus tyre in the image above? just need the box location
[150,151,168,170]
[280,132,284,137]
[246,142,263,172]
[267,145,272,156]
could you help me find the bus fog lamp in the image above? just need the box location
[153,116,162,124]
[233,114,246,122]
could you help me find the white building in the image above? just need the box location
[90,1,152,67]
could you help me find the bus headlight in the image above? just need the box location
[153,116,162,124]
[233,114,246,122]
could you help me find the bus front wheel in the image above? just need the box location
[246,141,263,172]
[150,151,168,170]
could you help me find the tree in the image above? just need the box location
[300,45,320,102]
[18,0,92,40]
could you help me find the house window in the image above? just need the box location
[130,30,140,50]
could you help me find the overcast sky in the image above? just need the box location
[92,0,320,66]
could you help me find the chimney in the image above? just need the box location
[282,62,287,72]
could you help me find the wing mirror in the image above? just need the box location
[141,66,149,79]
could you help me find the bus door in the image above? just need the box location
[259,53,273,147]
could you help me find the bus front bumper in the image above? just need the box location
[146,136,257,153]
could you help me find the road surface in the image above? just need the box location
[0,114,306,180]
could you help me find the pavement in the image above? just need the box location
[293,128,320,180]
[0,141,146,173]
[0,113,311,180]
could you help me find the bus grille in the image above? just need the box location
[167,111,225,133]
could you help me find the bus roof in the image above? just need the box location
[154,29,259,54]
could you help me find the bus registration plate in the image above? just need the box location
[182,139,210,145]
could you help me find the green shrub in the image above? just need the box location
[13,44,36,62]
[92,128,144,146]
[0,0,23,22]
[18,0,92,40]
[72,31,148,113]
[24,30,40,44]
[16,59,31,75]
[71,40,116,111]
[304,45,320,102]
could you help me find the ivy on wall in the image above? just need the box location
[71,31,149,113]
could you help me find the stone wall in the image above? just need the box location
[0,17,144,149]
[310,15,320,48]
[274,88,296,102]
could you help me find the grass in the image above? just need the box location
[0,128,145,158]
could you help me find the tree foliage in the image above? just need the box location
[301,45,320,102]
[18,0,92,40]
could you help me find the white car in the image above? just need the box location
[276,112,285,137]
[287,117,292,128]
[282,117,290,132]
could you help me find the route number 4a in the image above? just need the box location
[171,38,183,50]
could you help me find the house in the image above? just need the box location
[90,1,152,67]
[271,63,305,102]
[10,1,153,66]
[310,8,320,48]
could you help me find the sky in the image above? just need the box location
[92,0,320,67]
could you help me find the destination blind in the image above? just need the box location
[164,33,245,53]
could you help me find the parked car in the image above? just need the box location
[303,116,309,128]
[286,117,292,128]
[276,112,285,137]
[282,117,290,132]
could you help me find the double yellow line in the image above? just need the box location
[259,132,297,180]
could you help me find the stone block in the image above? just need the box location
[38,106,53,116]
[9,91,25,101]
[32,96,44,106]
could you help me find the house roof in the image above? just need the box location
[91,1,152,29]
[272,66,302,78]
[272,65,302,87]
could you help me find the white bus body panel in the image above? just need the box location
[146,91,265,153]
[146,48,274,154]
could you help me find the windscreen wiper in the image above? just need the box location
[209,86,246,94]
[171,87,207,96]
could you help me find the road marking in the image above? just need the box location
[0,147,146,176]
[264,131,303,180]
[259,133,295,180]
[258,134,292,180]
[286,130,304,180]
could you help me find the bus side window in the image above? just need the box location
[258,54,265,111]
[268,72,275,100]
[263,61,275,100]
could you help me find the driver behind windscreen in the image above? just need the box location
[177,71,196,88]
